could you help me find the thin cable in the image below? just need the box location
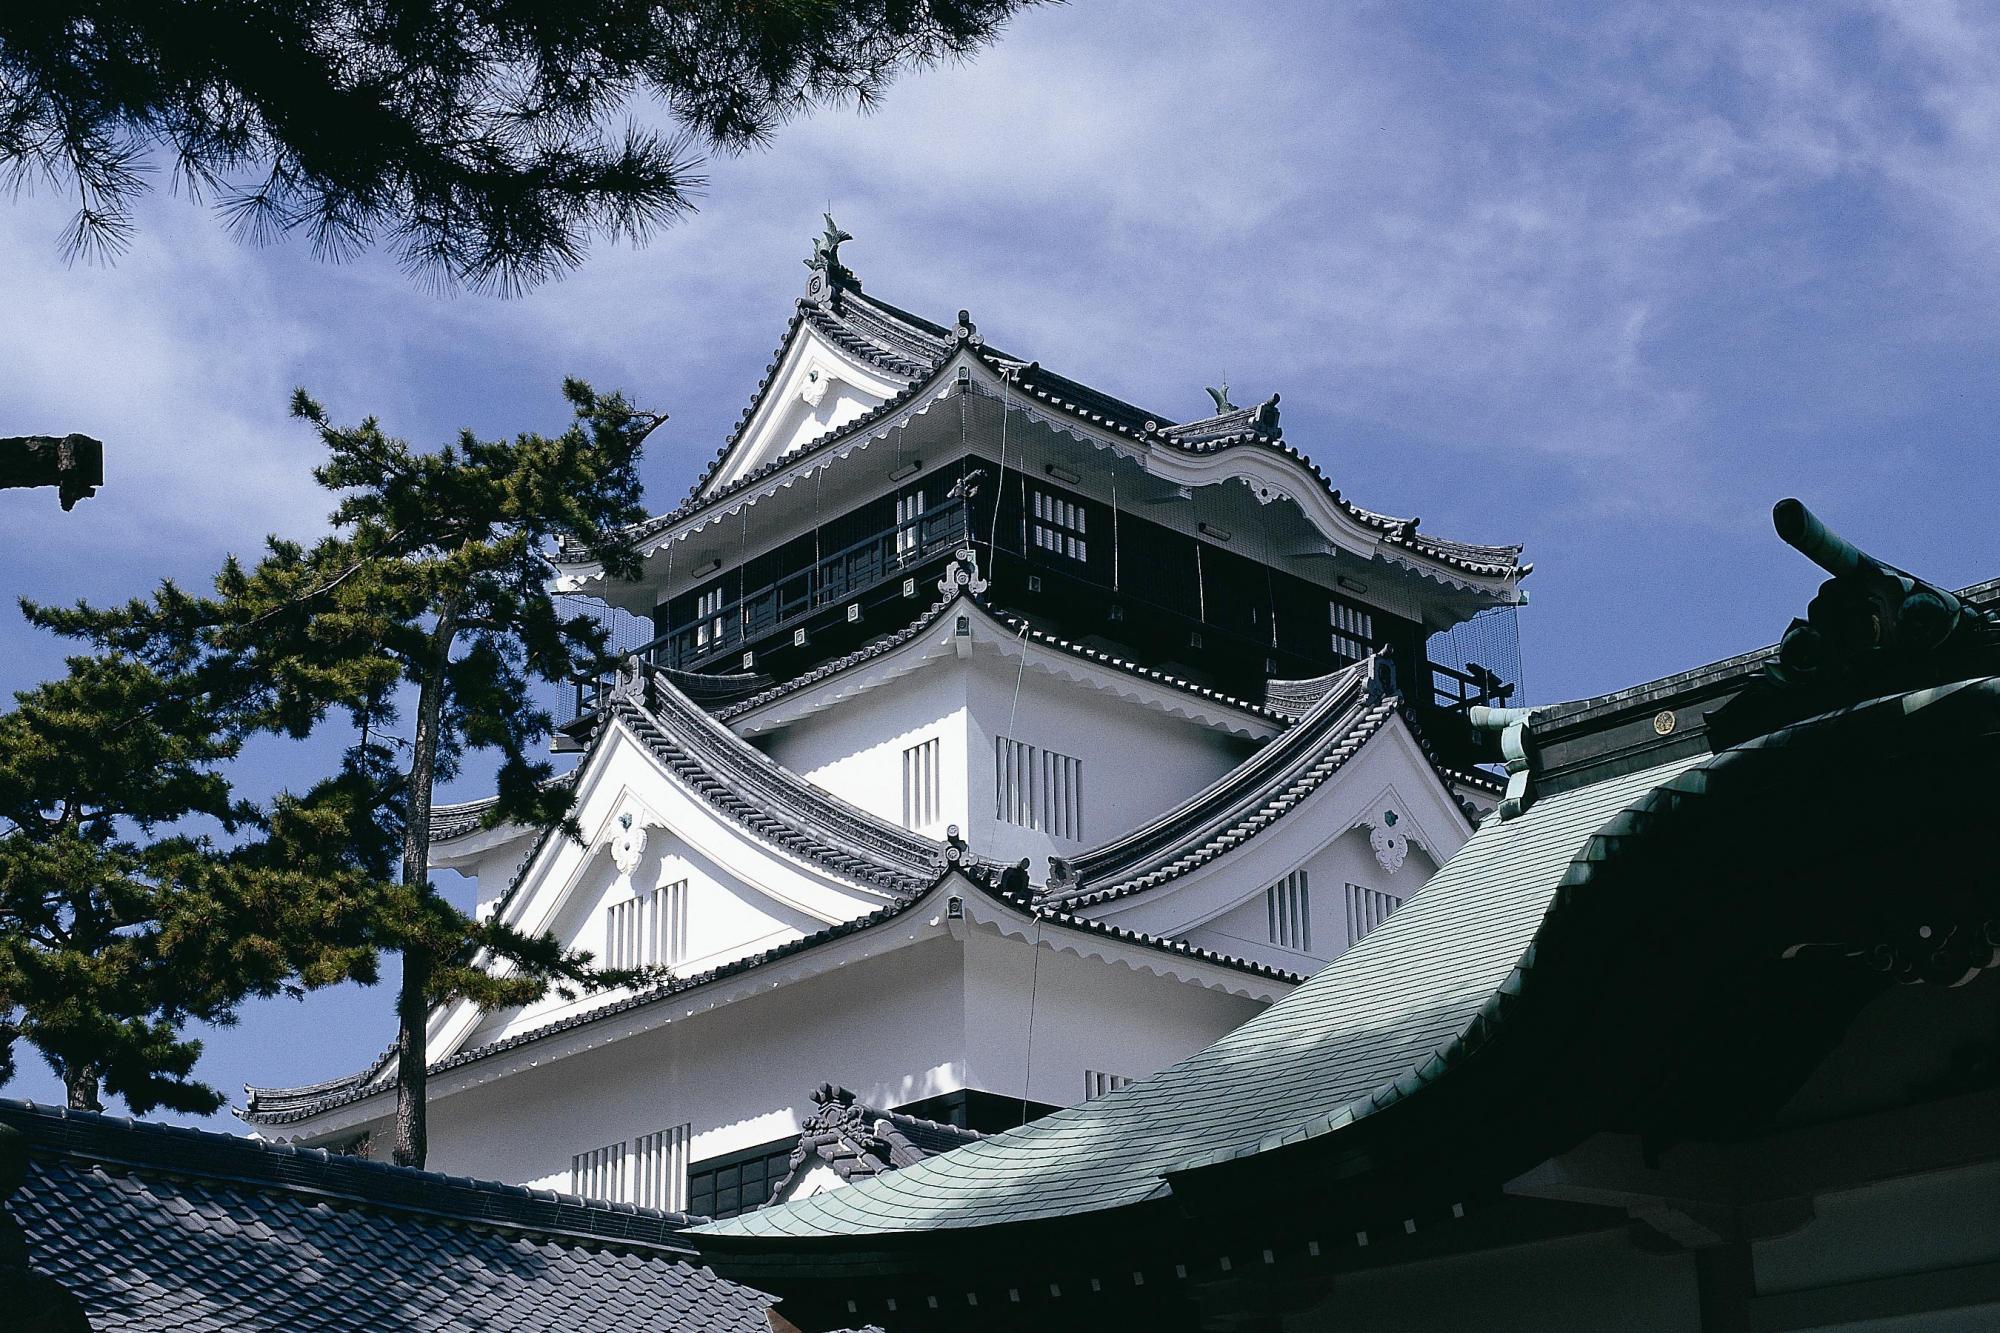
[1020,913,1045,1126]
[1002,618,1040,1123]
[1111,472,1121,592]
[987,372,1012,556]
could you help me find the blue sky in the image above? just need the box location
[2,1,1994,1128]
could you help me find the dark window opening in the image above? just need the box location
[687,1137,794,1219]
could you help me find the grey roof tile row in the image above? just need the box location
[2,1100,773,1332]
[1046,661,1404,906]
[244,863,1302,1127]
[564,254,1524,588]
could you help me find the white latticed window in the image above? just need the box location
[694,584,725,648]
[1029,486,1088,562]
[1084,1070,1130,1099]
[1346,883,1404,945]
[902,737,940,829]
[606,880,688,972]
[633,1124,692,1212]
[1329,598,1374,663]
[896,490,924,557]
[1267,870,1311,952]
[994,736,1084,840]
[571,1141,625,1201]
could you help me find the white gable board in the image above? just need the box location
[424,713,899,1066]
[700,321,911,497]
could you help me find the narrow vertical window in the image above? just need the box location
[996,737,1083,837]
[571,1140,626,1201]
[995,735,1036,828]
[1042,750,1083,841]
[1084,1070,1130,1099]
[1029,486,1088,563]
[902,737,940,829]
[694,584,725,649]
[1265,870,1311,952]
[896,490,925,557]
[1329,598,1374,663]
[1346,883,1405,946]
[607,880,688,972]
[634,1123,692,1212]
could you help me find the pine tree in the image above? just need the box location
[214,378,658,1166]
[0,0,1041,288]
[0,588,380,1114]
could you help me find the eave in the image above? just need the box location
[242,871,1300,1136]
[718,587,1286,743]
[556,286,1526,618]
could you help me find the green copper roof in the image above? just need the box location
[698,754,1705,1241]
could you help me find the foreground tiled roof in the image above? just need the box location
[700,665,2000,1245]
[701,754,1700,1241]
[0,1099,773,1333]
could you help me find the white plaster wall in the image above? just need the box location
[962,653,1259,868]
[1183,828,1439,973]
[959,925,1266,1110]
[752,647,1259,864]
[470,839,535,919]
[462,825,835,1049]
[755,658,970,838]
[313,925,1267,1197]
[423,934,969,1191]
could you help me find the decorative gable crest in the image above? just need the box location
[608,812,649,878]
[1360,809,1411,875]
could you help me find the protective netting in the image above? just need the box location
[548,595,656,727]
[1426,605,1526,710]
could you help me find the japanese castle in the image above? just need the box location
[242,220,1529,1218]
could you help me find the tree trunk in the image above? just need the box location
[65,1064,101,1113]
[392,603,459,1169]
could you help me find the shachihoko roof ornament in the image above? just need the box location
[803,212,856,304]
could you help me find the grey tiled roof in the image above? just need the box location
[620,667,944,896]
[1,1099,774,1333]
[696,754,1705,1242]
[972,355,1527,580]
[1042,657,1490,908]
[566,264,1525,587]
[1045,660,1383,907]
[243,872,1301,1127]
[431,769,579,842]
